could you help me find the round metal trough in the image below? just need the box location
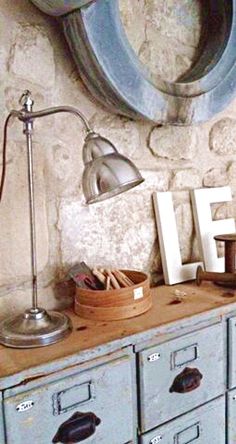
[31,0,236,124]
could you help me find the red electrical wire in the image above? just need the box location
[0,113,14,202]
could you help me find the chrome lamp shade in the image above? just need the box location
[82,132,144,204]
[0,91,144,348]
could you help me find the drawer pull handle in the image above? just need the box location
[169,367,203,394]
[52,411,101,443]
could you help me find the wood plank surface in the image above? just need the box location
[0,282,236,384]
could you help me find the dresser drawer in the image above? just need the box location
[227,388,236,443]
[138,323,224,432]
[140,396,225,444]
[3,353,135,444]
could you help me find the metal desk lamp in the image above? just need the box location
[0,90,144,348]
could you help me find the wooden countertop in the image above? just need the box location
[1,281,236,388]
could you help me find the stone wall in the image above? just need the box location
[0,0,235,318]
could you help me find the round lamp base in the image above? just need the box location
[0,308,72,348]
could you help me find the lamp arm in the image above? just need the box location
[17,105,92,134]
[0,105,92,202]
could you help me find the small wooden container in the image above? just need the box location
[74,270,152,321]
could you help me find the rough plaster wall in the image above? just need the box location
[0,0,235,318]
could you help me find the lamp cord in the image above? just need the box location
[0,113,14,202]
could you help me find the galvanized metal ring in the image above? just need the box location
[31,0,236,125]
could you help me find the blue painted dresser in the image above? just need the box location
[1,282,236,443]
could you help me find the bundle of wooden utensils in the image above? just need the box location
[68,262,135,291]
[93,268,134,290]
[68,262,152,321]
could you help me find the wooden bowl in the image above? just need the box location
[74,270,152,321]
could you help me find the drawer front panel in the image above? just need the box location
[139,323,224,431]
[3,355,134,444]
[228,317,236,388]
[140,397,225,444]
[227,388,236,443]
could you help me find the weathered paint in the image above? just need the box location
[1,300,234,391]
[1,306,236,441]
[140,396,225,444]
[138,323,224,431]
[3,351,135,444]
[0,315,220,390]
[32,0,236,124]
[2,291,236,441]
